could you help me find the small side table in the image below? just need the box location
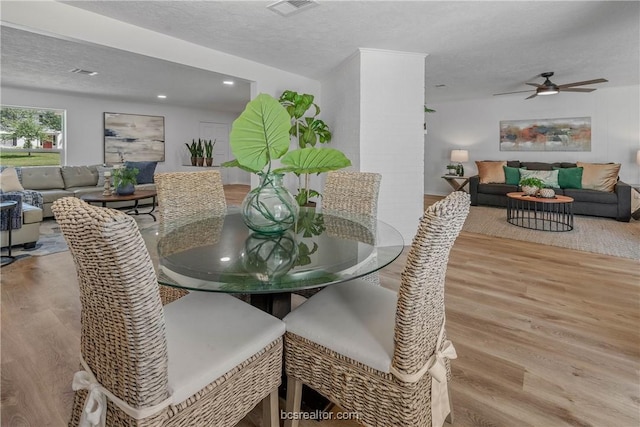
[442,175,471,192]
[1,200,18,266]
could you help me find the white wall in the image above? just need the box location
[1,86,241,175]
[322,52,362,169]
[425,85,640,195]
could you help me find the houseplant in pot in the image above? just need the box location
[185,139,198,166]
[519,177,545,196]
[278,90,334,206]
[205,139,216,167]
[112,165,139,195]
[223,93,351,234]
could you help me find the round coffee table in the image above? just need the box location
[81,189,157,221]
[506,192,574,232]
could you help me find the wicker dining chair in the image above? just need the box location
[52,197,284,427]
[321,170,381,219]
[295,171,382,299]
[154,170,227,304]
[283,191,470,427]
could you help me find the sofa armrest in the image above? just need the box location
[17,190,44,209]
[0,193,23,230]
[615,181,631,222]
[469,175,480,206]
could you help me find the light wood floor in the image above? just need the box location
[1,189,638,426]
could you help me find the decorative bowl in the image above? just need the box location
[538,188,556,198]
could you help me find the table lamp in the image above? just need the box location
[451,149,469,176]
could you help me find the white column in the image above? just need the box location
[359,48,426,242]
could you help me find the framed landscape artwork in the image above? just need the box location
[104,112,165,163]
[499,117,591,152]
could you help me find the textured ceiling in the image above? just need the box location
[2,1,639,110]
[0,26,251,112]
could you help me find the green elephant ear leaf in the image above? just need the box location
[276,147,352,175]
[221,159,260,173]
[229,93,291,172]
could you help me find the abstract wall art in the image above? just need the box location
[104,112,165,163]
[499,117,591,152]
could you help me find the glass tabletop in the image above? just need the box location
[140,207,404,294]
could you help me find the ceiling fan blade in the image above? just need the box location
[525,93,538,100]
[493,90,535,96]
[557,78,608,88]
[559,87,596,93]
[526,82,543,88]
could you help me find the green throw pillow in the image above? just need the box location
[553,167,583,189]
[504,165,525,185]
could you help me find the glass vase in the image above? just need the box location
[242,231,298,282]
[241,172,299,234]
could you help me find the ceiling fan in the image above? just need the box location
[494,72,608,99]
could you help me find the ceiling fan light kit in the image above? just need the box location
[494,71,608,99]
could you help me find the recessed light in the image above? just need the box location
[223,80,234,86]
[70,68,98,76]
[157,95,167,99]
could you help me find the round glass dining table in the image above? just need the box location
[140,207,404,318]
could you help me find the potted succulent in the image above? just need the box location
[112,165,139,195]
[185,140,198,166]
[278,90,334,206]
[195,139,205,167]
[204,139,216,167]
[519,177,545,196]
[223,93,351,234]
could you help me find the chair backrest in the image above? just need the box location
[155,170,226,223]
[321,171,381,219]
[52,197,170,408]
[392,191,470,375]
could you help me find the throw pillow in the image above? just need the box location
[96,165,115,187]
[476,161,507,184]
[61,166,98,188]
[576,162,620,192]
[519,169,560,188]
[553,167,583,189]
[504,166,525,185]
[0,167,25,192]
[124,161,157,184]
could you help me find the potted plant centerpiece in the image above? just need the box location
[278,90,334,207]
[223,93,351,234]
[519,177,545,196]
[112,165,139,195]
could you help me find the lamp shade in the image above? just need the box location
[451,149,469,163]
[637,149,640,165]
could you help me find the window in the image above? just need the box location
[0,105,65,166]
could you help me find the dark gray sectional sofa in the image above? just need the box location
[469,161,631,222]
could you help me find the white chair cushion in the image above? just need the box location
[164,291,285,404]
[284,279,397,373]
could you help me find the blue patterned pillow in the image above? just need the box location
[124,161,157,184]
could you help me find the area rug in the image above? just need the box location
[462,205,640,260]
